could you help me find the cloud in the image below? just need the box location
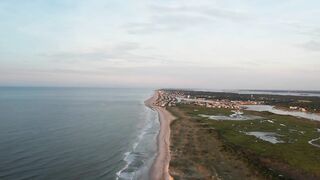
[40,42,170,66]
[42,42,139,60]
[151,5,249,21]
[124,22,180,34]
[125,15,213,34]
[278,21,320,51]
[124,4,249,34]
[280,20,320,39]
[300,41,320,52]
[4,63,319,89]
[310,28,320,38]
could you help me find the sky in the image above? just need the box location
[0,0,320,90]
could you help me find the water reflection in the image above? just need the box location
[245,132,284,144]
[243,105,320,121]
[199,111,262,121]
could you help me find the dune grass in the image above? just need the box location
[172,104,320,179]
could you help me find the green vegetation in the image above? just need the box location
[168,105,264,179]
[171,104,320,179]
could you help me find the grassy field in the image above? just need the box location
[168,106,264,180]
[169,104,320,179]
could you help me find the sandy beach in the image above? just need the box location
[145,91,174,180]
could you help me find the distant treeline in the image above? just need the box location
[164,89,320,112]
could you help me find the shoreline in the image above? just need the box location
[274,105,320,116]
[145,91,174,180]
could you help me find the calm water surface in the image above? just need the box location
[0,87,158,180]
[243,105,320,121]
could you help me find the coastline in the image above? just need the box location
[145,91,174,180]
[144,89,320,179]
[274,105,320,116]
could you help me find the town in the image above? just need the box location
[155,90,262,110]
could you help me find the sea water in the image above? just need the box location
[0,87,159,180]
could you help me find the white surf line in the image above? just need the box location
[116,106,155,180]
[308,137,320,148]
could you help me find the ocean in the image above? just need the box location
[0,87,159,180]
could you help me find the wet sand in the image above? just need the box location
[145,91,174,180]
